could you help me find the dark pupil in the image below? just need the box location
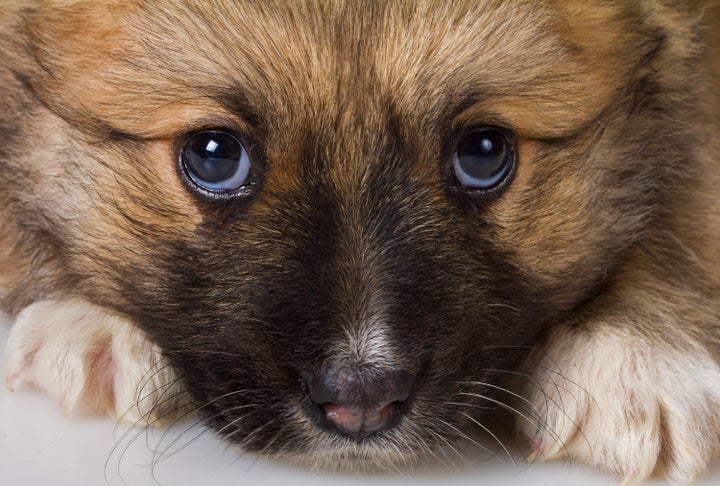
[186,133,242,183]
[457,130,508,179]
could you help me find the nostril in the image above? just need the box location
[305,367,415,437]
[322,400,399,435]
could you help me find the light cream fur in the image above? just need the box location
[5,299,185,425]
[524,326,720,485]
[520,265,720,485]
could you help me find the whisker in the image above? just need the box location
[253,423,285,459]
[532,361,594,456]
[107,386,259,483]
[456,391,547,439]
[162,349,246,359]
[153,404,259,465]
[436,413,500,461]
[459,411,517,467]
[400,420,452,469]
[434,419,476,468]
[455,380,544,417]
[113,364,181,438]
[106,384,191,484]
[221,411,275,454]
[376,435,406,471]
[426,428,461,470]
[536,361,597,409]
[422,411,490,469]
[455,374,583,451]
[146,389,245,453]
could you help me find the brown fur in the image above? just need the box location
[0,1,718,483]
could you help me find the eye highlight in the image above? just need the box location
[180,130,252,195]
[452,127,516,193]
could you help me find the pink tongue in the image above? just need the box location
[322,402,394,434]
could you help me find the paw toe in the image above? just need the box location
[520,325,720,484]
[4,299,185,424]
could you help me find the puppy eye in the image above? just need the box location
[181,130,252,193]
[452,127,516,191]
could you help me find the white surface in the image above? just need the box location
[1,314,718,486]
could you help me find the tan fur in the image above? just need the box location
[0,1,718,483]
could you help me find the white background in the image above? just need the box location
[1,314,718,486]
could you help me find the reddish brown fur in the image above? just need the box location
[0,1,718,482]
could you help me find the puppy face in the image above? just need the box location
[0,0,703,468]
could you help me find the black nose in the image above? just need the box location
[306,367,415,438]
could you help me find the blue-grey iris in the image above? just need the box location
[453,128,514,190]
[182,130,251,192]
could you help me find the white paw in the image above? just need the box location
[5,299,186,425]
[520,324,720,485]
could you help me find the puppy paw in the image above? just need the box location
[5,299,186,425]
[520,324,720,485]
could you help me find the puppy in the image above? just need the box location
[1,0,718,483]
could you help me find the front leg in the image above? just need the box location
[5,298,188,425]
[520,280,720,484]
